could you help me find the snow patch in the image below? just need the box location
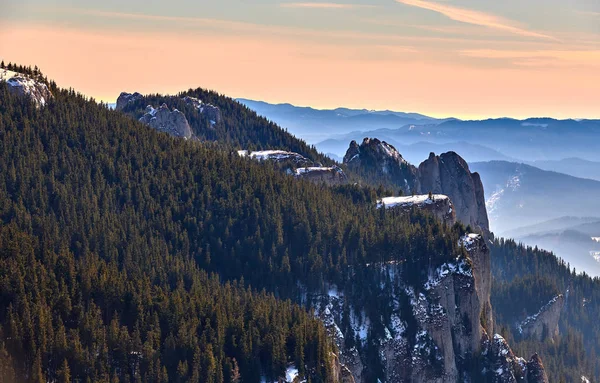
[377,194,449,209]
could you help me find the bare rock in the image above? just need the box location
[116,92,143,110]
[139,104,193,139]
[1,69,53,108]
[182,96,222,124]
[418,152,490,234]
[519,295,564,342]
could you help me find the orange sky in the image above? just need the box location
[1,2,599,119]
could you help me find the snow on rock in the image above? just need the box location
[459,233,481,251]
[0,69,52,107]
[238,150,310,164]
[116,92,143,110]
[517,294,564,341]
[592,237,600,243]
[377,194,449,209]
[182,96,222,124]
[424,256,473,291]
[582,376,591,383]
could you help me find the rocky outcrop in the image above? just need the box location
[116,92,143,110]
[182,96,222,124]
[519,295,564,342]
[460,234,494,335]
[343,138,421,194]
[330,353,357,383]
[418,152,490,234]
[139,104,193,139]
[295,166,348,186]
[343,140,490,234]
[1,69,52,107]
[378,194,456,226]
[314,233,548,383]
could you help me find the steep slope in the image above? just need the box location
[491,239,600,381]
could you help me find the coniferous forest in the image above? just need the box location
[1,67,600,382]
[0,73,468,382]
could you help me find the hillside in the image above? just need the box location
[0,70,555,382]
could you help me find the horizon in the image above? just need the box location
[1,0,599,120]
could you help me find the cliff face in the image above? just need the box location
[418,152,490,234]
[344,138,421,194]
[519,295,565,342]
[343,140,490,234]
[315,233,548,383]
[139,104,193,139]
[1,69,53,108]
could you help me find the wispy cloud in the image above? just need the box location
[280,2,372,9]
[459,49,600,68]
[396,0,557,40]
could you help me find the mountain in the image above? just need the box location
[501,216,600,239]
[237,99,444,144]
[529,158,600,181]
[343,138,490,235]
[318,137,514,165]
[469,161,600,235]
[316,118,600,164]
[0,69,553,382]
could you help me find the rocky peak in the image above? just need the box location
[418,151,490,234]
[0,68,53,108]
[518,294,565,342]
[343,138,421,193]
[342,141,490,234]
[116,92,143,110]
[139,104,193,139]
[182,96,222,124]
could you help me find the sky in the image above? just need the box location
[1,0,599,119]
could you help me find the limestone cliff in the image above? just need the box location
[418,152,490,235]
[343,138,421,194]
[314,233,548,383]
[343,140,490,234]
[139,104,193,139]
[116,92,143,111]
[518,295,565,342]
[0,68,53,108]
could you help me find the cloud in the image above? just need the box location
[396,0,557,40]
[459,49,600,68]
[280,2,372,9]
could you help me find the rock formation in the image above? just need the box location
[314,233,548,383]
[344,138,421,194]
[343,139,490,234]
[182,96,222,124]
[378,194,456,226]
[116,92,143,110]
[295,166,348,186]
[519,295,565,342]
[139,104,193,139]
[418,152,490,235]
[0,69,53,108]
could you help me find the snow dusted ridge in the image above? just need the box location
[0,69,52,107]
[377,194,449,209]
